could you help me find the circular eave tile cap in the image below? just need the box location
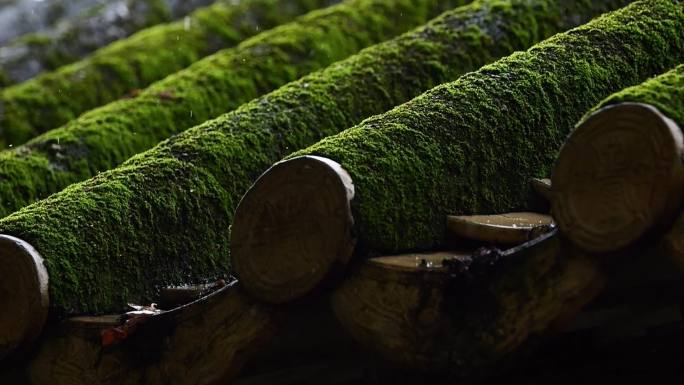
[231,156,355,303]
[0,234,49,359]
[552,103,684,253]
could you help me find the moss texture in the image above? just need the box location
[596,63,684,126]
[0,0,341,145]
[0,0,216,86]
[0,0,461,219]
[292,0,684,256]
[0,0,471,316]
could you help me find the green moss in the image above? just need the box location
[595,63,684,127]
[0,0,471,315]
[0,0,341,145]
[0,0,632,219]
[0,0,466,219]
[4,157,233,316]
[292,0,684,255]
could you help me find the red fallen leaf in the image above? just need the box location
[122,88,142,99]
[100,303,162,347]
[101,326,128,347]
[156,90,178,101]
